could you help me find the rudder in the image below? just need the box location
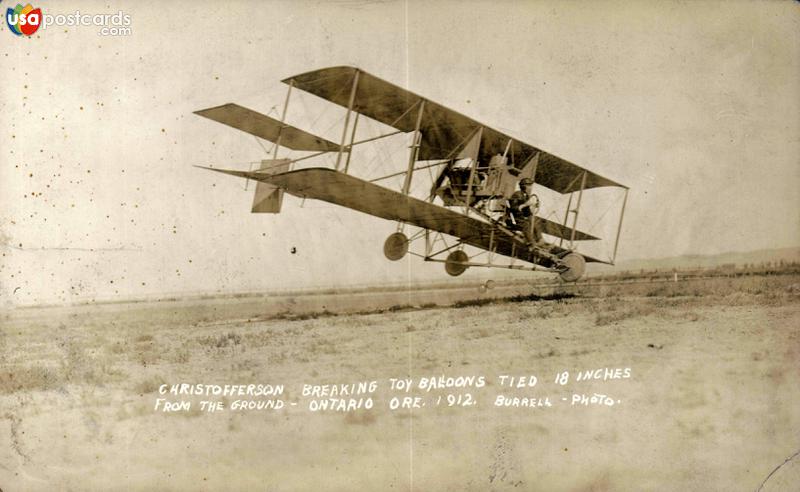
[251,159,291,213]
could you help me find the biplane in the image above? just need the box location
[194,66,628,281]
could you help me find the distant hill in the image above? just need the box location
[611,247,800,273]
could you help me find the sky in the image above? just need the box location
[1,0,798,306]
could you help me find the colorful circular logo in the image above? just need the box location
[6,3,42,36]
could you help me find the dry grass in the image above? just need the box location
[0,365,60,393]
[197,331,243,349]
[594,304,656,326]
[132,375,167,395]
[0,272,798,491]
[0,273,796,397]
[577,274,800,302]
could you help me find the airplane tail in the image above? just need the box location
[250,159,291,213]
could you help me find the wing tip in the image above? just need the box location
[193,103,237,116]
[282,65,360,84]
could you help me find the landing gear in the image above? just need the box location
[558,252,586,282]
[445,250,469,276]
[383,232,408,261]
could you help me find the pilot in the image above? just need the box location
[509,178,545,249]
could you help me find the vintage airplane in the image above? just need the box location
[194,66,628,281]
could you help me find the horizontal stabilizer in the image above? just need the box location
[194,103,339,152]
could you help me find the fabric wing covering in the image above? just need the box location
[283,66,625,194]
[199,166,608,264]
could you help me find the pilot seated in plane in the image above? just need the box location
[508,178,548,250]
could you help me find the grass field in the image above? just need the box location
[1,273,798,491]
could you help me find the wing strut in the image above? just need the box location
[273,80,294,159]
[335,70,360,171]
[402,100,426,195]
[343,112,360,174]
[568,171,588,248]
[559,171,585,248]
[463,127,484,216]
[612,188,629,264]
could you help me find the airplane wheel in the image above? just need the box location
[559,253,586,282]
[383,232,408,261]
[445,250,469,277]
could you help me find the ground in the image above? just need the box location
[1,275,798,491]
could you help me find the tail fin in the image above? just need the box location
[251,159,291,213]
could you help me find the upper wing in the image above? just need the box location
[195,103,339,152]
[200,166,608,264]
[283,66,626,193]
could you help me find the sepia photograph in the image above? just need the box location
[1,1,798,490]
